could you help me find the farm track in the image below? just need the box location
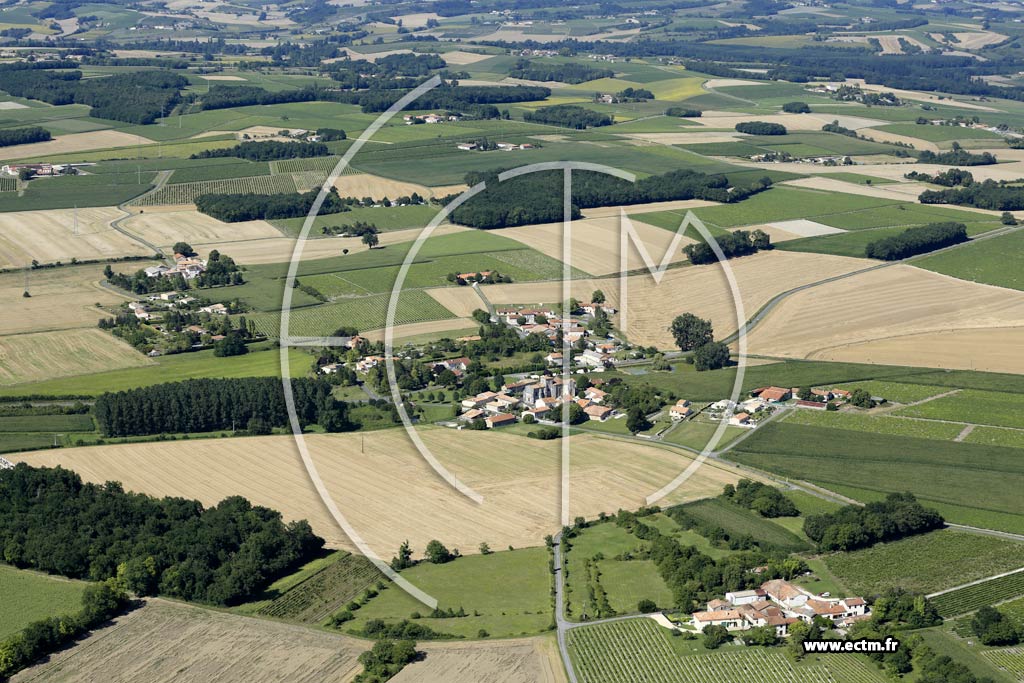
[108,170,173,262]
[926,565,1024,599]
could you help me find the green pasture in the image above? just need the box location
[0,565,88,640]
[895,388,1024,429]
[914,229,1024,291]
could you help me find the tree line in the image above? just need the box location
[522,104,612,129]
[864,221,968,260]
[920,179,1024,211]
[918,143,997,166]
[191,140,331,161]
[195,187,351,222]
[803,492,944,552]
[448,168,772,229]
[508,59,614,84]
[683,228,772,265]
[0,464,324,605]
[0,126,51,148]
[93,377,354,436]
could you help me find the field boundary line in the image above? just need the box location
[927,565,1024,599]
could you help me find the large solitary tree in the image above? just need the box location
[669,313,714,352]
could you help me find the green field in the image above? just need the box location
[914,229,1024,291]
[932,570,1024,617]
[598,560,675,614]
[964,427,1024,449]
[0,565,88,640]
[777,220,1000,257]
[0,414,94,432]
[346,547,552,639]
[568,618,889,683]
[249,552,383,624]
[729,422,1024,533]
[879,122,1003,143]
[783,409,965,440]
[825,530,1024,596]
[0,345,312,398]
[895,389,1024,429]
[676,498,809,552]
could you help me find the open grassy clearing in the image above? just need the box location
[0,414,94,432]
[730,422,1024,533]
[660,420,747,451]
[8,599,367,683]
[677,498,809,551]
[566,522,657,620]
[895,389,1024,429]
[248,290,457,336]
[598,560,675,614]
[0,565,88,641]
[348,547,552,639]
[745,265,1024,374]
[0,328,152,386]
[914,229,1024,291]
[825,530,1024,597]
[9,430,751,558]
[878,122,1004,143]
[568,618,888,683]
[0,344,309,397]
[832,380,950,403]
[783,409,965,440]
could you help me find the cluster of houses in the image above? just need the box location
[1,163,74,177]
[403,113,460,125]
[706,385,856,428]
[496,302,617,351]
[748,152,853,166]
[144,253,208,280]
[690,579,869,636]
[459,375,588,428]
[455,141,535,152]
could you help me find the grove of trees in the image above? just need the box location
[522,104,612,129]
[863,221,967,260]
[722,479,799,518]
[0,126,52,148]
[195,187,351,222]
[508,59,613,84]
[191,140,331,161]
[735,121,787,135]
[683,228,772,264]
[803,492,944,552]
[920,179,1024,211]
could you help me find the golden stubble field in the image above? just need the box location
[745,264,1024,373]
[393,638,565,683]
[0,207,151,270]
[0,263,131,336]
[120,209,282,248]
[0,131,156,162]
[0,328,151,385]
[428,250,869,348]
[12,429,751,559]
[11,599,366,683]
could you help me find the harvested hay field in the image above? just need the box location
[360,317,479,342]
[0,328,151,385]
[394,638,565,683]
[11,429,752,557]
[10,599,366,683]
[697,111,886,132]
[0,131,156,162]
[333,173,452,200]
[435,49,491,65]
[765,219,844,238]
[858,128,939,152]
[0,263,131,335]
[810,326,1024,374]
[780,176,929,202]
[745,265,1024,372]
[0,207,150,269]
[120,209,282,249]
[953,31,1007,49]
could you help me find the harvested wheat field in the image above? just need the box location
[361,317,478,343]
[876,35,904,55]
[745,265,1024,372]
[0,131,156,161]
[764,219,844,238]
[435,49,491,65]
[11,429,752,557]
[859,127,939,152]
[0,328,151,385]
[333,173,450,200]
[198,74,247,81]
[697,111,887,132]
[811,327,1024,374]
[11,599,366,683]
[0,207,150,269]
[0,263,130,335]
[953,31,1007,49]
[781,176,929,202]
[121,209,282,248]
[394,638,565,683]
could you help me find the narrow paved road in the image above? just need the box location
[108,169,172,262]
[926,565,1024,599]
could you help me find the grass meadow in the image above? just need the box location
[0,565,88,640]
[915,229,1024,291]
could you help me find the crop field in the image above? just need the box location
[776,221,999,258]
[931,570,1024,617]
[0,414,94,432]
[272,204,440,236]
[980,648,1024,682]
[783,409,965,441]
[391,639,565,683]
[895,389,1024,429]
[965,427,1024,450]
[0,345,309,398]
[0,172,156,212]
[915,229,1024,291]
[256,552,382,624]
[132,174,298,206]
[9,430,749,558]
[0,565,87,640]
[833,380,950,404]
[167,160,273,183]
[121,209,283,249]
[568,618,889,683]
[0,329,152,386]
[0,177,16,192]
[878,123,1003,143]
[676,498,808,551]
[825,530,1024,596]
[745,265,1024,374]
[348,547,551,638]
[0,130,154,163]
[248,290,457,336]
[10,599,367,683]
[730,422,1024,533]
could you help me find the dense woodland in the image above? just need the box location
[864,221,968,260]
[0,126,51,147]
[93,377,354,436]
[450,168,772,229]
[735,121,787,135]
[522,104,612,129]
[191,140,331,161]
[920,179,1024,210]
[803,492,944,551]
[195,187,351,222]
[0,464,324,605]
[722,480,798,518]
[918,143,997,166]
[0,68,186,124]
[684,228,772,264]
[508,59,614,84]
